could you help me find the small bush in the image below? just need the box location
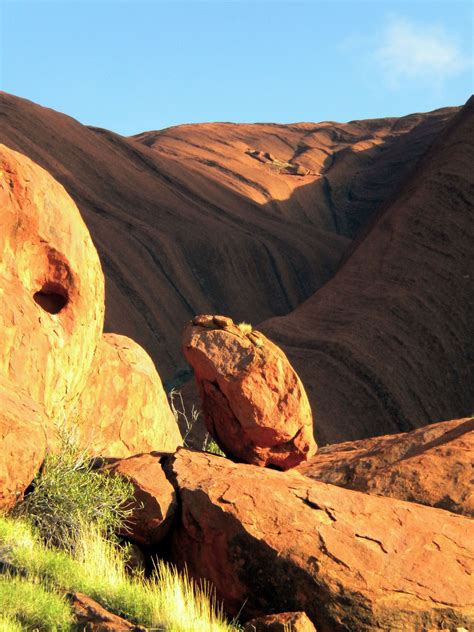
[170,389,226,457]
[12,421,134,551]
[170,388,201,447]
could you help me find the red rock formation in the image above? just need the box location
[165,449,474,631]
[104,452,177,547]
[296,417,474,516]
[0,91,457,382]
[182,315,316,469]
[74,334,181,458]
[68,592,141,631]
[0,377,47,511]
[0,146,181,480]
[0,144,104,419]
[244,612,317,632]
[261,97,474,443]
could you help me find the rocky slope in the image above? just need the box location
[261,97,474,444]
[0,91,457,382]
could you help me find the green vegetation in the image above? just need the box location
[237,322,253,335]
[1,418,236,630]
[12,422,134,551]
[170,388,226,457]
[0,516,237,631]
[0,575,73,631]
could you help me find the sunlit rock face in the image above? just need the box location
[0,145,180,471]
[0,376,47,511]
[0,144,104,419]
[73,334,182,458]
[183,314,316,470]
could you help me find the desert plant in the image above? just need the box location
[0,615,23,632]
[203,433,226,457]
[170,387,201,447]
[237,322,253,335]
[12,420,134,552]
[0,516,237,631]
[0,575,73,630]
[170,388,226,457]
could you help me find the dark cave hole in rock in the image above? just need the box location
[33,282,69,314]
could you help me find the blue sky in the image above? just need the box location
[0,1,472,135]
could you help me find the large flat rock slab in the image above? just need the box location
[165,449,474,631]
[297,417,474,516]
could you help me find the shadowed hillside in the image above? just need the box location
[261,96,474,444]
[0,92,457,382]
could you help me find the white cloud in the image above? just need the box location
[374,16,470,88]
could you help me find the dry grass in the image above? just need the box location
[0,516,237,631]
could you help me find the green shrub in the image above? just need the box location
[170,389,226,457]
[12,422,134,551]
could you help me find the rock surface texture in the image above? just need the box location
[0,92,459,383]
[165,449,474,631]
[68,592,144,631]
[244,611,317,632]
[0,144,104,419]
[297,416,474,516]
[74,334,181,458]
[0,145,180,494]
[0,377,47,511]
[261,97,474,443]
[104,452,177,547]
[182,315,316,469]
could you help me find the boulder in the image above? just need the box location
[297,417,474,516]
[0,144,104,420]
[68,592,144,631]
[104,452,177,546]
[165,449,474,631]
[182,315,316,470]
[0,377,47,511]
[244,611,317,631]
[73,334,182,458]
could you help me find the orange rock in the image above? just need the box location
[74,334,182,458]
[0,377,47,511]
[165,449,474,630]
[182,315,316,470]
[68,592,142,631]
[104,452,177,546]
[297,417,474,516]
[244,612,317,631]
[0,144,104,420]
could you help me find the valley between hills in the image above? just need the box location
[0,92,473,631]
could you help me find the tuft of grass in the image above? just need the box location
[0,615,24,632]
[237,322,253,335]
[0,516,236,631]
[203,434,226,457]
[0,575,73,631]
[12,420,134,552]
